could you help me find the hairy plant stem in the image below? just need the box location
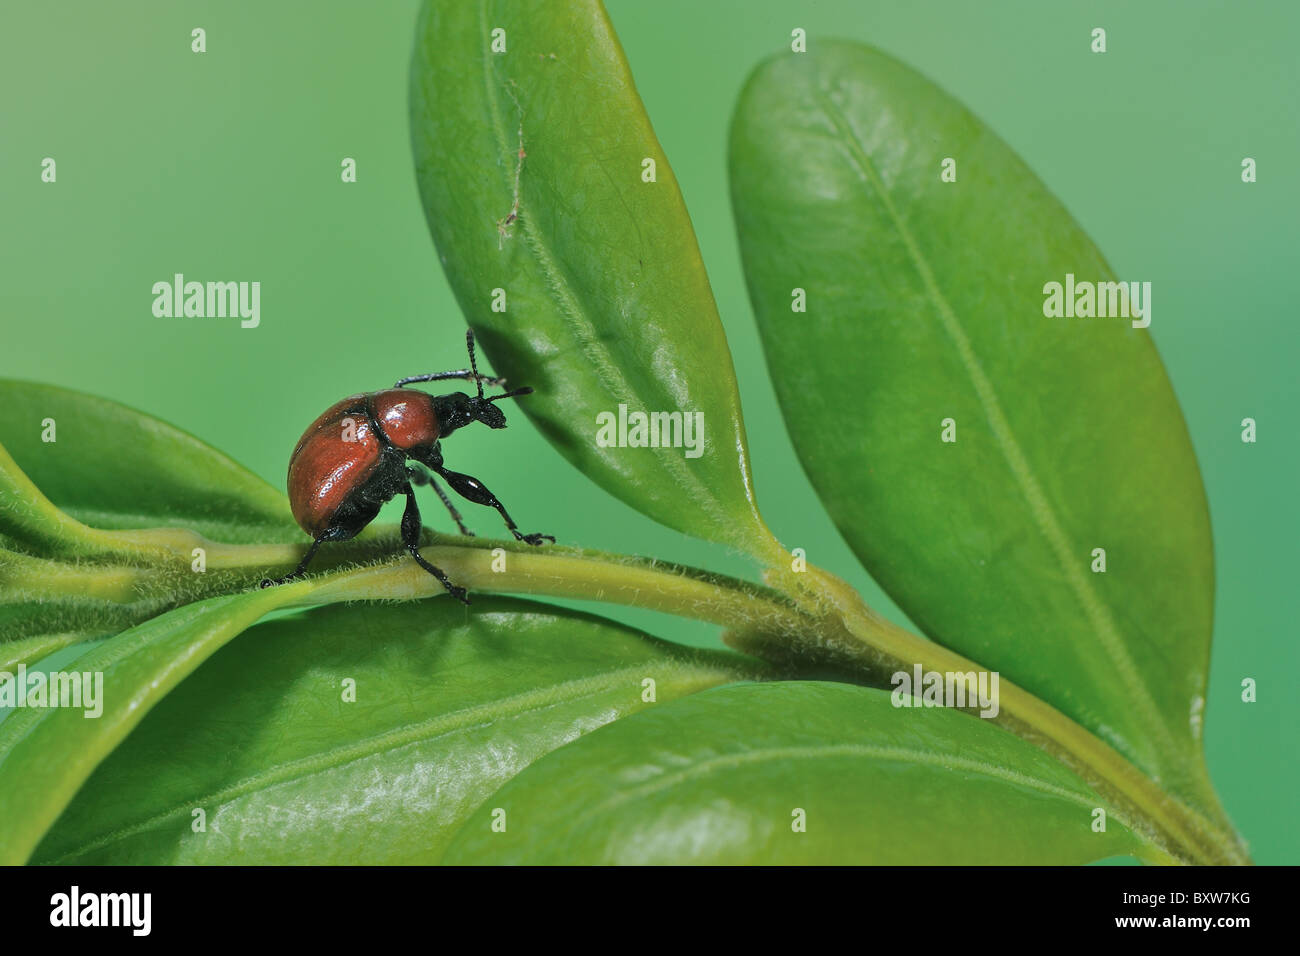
[759,562,1250,866]
[259,533,1250,865]
[14,523,1249,866]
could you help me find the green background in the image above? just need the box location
[1,1,1294,863]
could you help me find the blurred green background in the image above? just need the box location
[1,1,1294,863]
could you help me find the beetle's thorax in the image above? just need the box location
[369,388,440,450]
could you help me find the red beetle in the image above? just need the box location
[261,330,552,603]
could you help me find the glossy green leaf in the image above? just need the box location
[0,382,399,652]
[729,42,1223,819]
[0,380,297,546]
[441,681,1143,864]
[31,597,752,864]
[410,0,776,558]
[0,584,308,864]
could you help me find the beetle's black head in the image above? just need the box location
[434,388,532,436]
[434,331,534,437]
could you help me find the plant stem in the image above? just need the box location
[759,561,1251,866]
[304,541,813,638]
[267,536,1248,864]
[16,522,1249,865]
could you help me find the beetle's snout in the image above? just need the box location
[472,399,508,429]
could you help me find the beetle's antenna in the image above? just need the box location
[486,386,533,403]
[393,369,505,388]
[465,329,486,401]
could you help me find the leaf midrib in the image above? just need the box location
[474,1,734,541]
[810,86,1183,769]
[33,660,731,864]
[531,742,1142,854]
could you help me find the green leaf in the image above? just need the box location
[0,583,309,864]
[729,42,1223,819]
[0,382,398,649]
[410,0,777,558]
[440,681,1143,864]
[0,380,297,547]
[31,597,752,864]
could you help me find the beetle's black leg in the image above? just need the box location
[401,485,470,604]
[393,370,506,389]
[407,465,474,537]
[260,536,325,588]
[435,467,554,546]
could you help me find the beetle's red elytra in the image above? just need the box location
[287,390,442,535]
[261,330,554,603]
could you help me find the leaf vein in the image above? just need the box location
[551,742,1141,846]
[33,660,725,863]
[476,1,732,538]
[812,88,1180,763]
